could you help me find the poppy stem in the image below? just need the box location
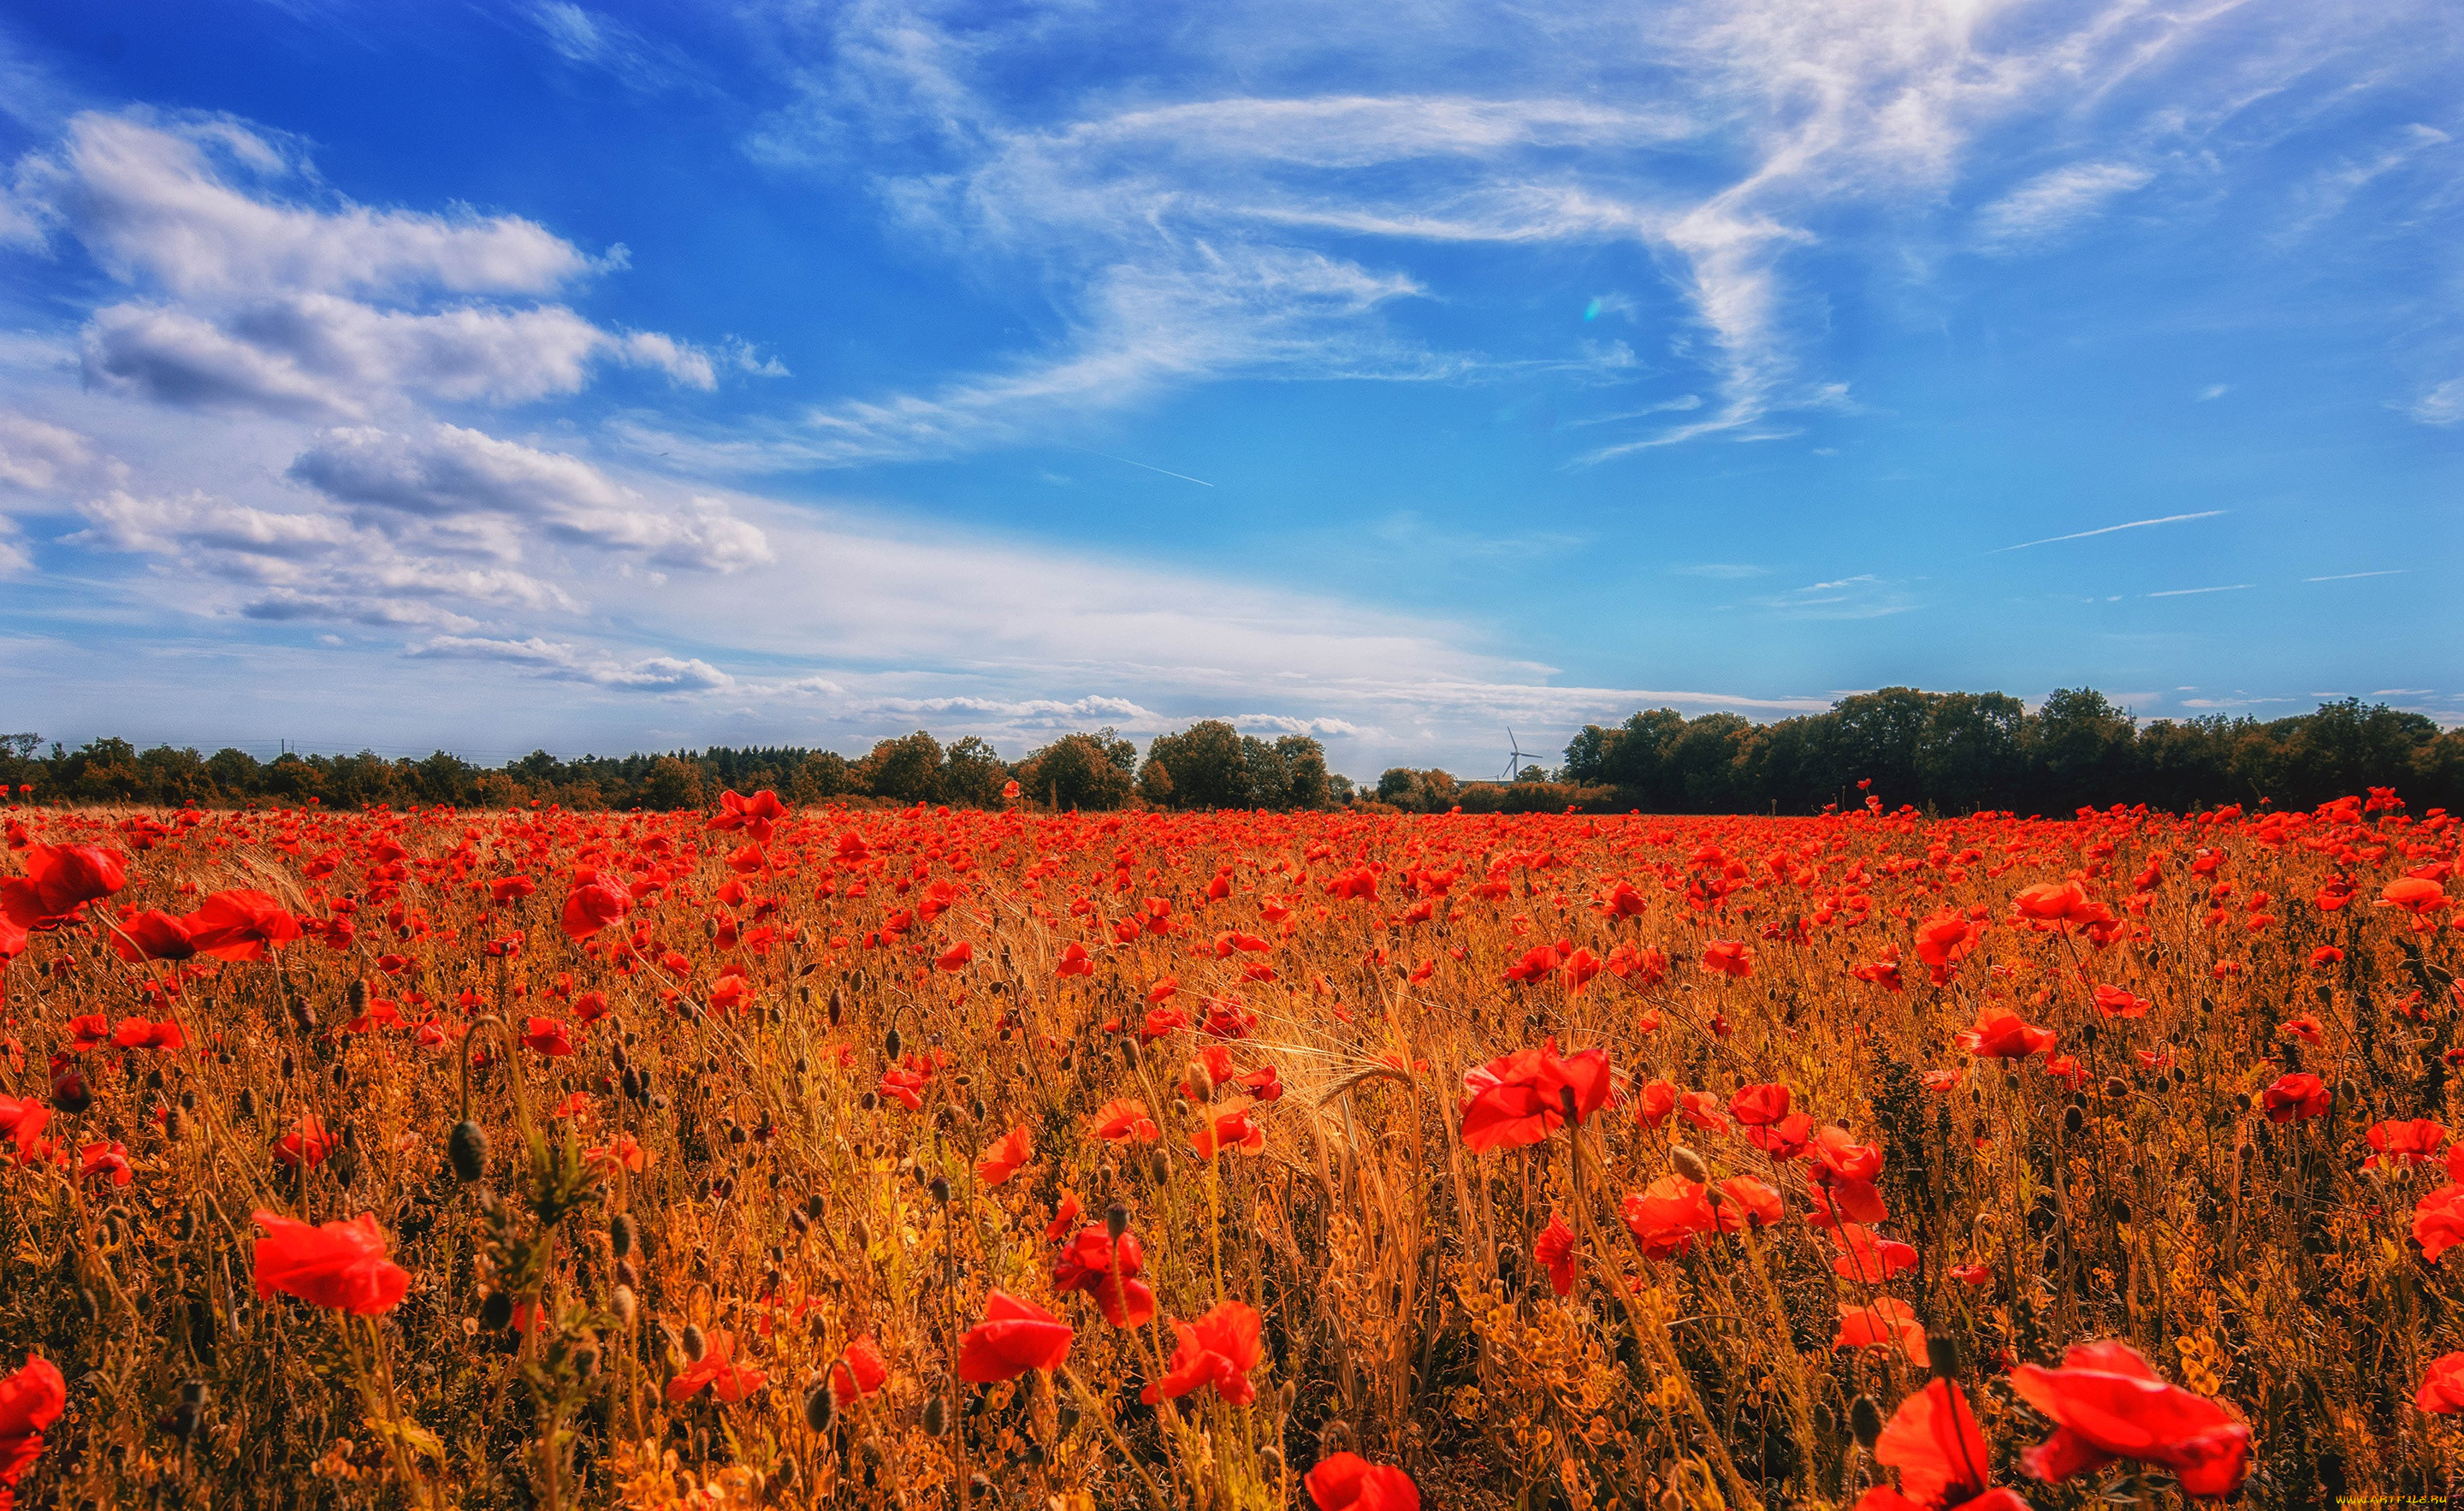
[1061,1366,1174,1511]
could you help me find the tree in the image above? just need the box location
[858,732,945,804]
[639,756,706,810]
[791,751,855,803]
[1919,692,2027,813]
[1137,757,1175,807]
[2026,689,2136,814]
[1016,732,1135,810]
[1143,722,1250,809]
[1278,735,1331,809]
[942,736,1012,809]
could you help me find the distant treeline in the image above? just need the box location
[3,690,2455,816]
[1378,689,2463,816]
[0,724,1351,814]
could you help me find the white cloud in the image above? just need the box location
[407,634,737,691]
[0,408,111,492]
[2405,377,2463,426]
[23,111,601,300]
[12,111,761,423]
[1975,161,2153,251]
[289,424,771,571]
[1755,573,1916,619]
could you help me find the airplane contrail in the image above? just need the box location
[1066,446,1215,487]
[1991,510,2224,552]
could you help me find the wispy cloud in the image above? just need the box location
[1975,162,2152,252]
[1993,511,2225,553]
[2147,584,2254,598]
[2306,569,2406,581]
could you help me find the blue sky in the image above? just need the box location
[0,0,2455,779]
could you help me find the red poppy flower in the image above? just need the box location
[665,1330,767,1403]
[830,1335,889,1405]
[2092,984,2151,1018]
[2260,1072,2329,1123]
[1744,1112,1814,1160]
[1678,1090,1730,1132]
[275,1114,333,1169]
[110,1016,186,1052]
[1857,1378,2028,1511]
[1051,1227,1156,1327]
[2380,877,2448,915]
[936,940,974,971]
[1911,910,1982,985]
[560,878,632,941]
[1700,939,1753,978]
[2011,1339,2250,1496]
[1954,1010,2054,1061]
[0,1354,67,1502]
[1829,1224,1918,1283]
[1305,1453,1419,1511]
[1533,1212,1578,1295]
[957,1290,1073,1382]
[251,1210,411,1315]
[2414,1182,2464,1263]
[66,1014,109,1052]
[522,1016,573,1057]
[1056,942,1094,977]
[111,910,196,962]
[2366,1119,2449,1172]
[2013,880,2113,930]
[77,1140,132,1188]
[2,843,127,927]
[1833,1298,1928,1366]
[1720,1176,1784,1226]
[2416,1351,2464,1413]
[1728,1083,1792,1127]
[1620,1176,1719,1259]
[1633,1078,1679,1129]
[181,891,301,962]
[1458,1040,1614,1152]
[1092,1098,1159,1144]
[1141,1300,1265,1406]
[1194,1106,1265,1158]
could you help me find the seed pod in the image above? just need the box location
[1850,1394,1883,1449]
[922,1395,947,1437]
[885,1028,903,1061]
[682,1324,708,1361]
[448,1120,489,1182]
[805,1384,837,1432]
[611,1212,637,1258]
[481,1289,515,1330]
[1670,1145,1711,1185]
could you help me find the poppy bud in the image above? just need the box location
[853,1219,872,1251]
[449,1120,489,1182]
[2002,1073,2021,1093]
[2079,1021,2098,1045]
[1927,1331,1960,1380]
[1670,1146,1710,1186]
[682,1324,708,1361]
[1849,1394,1882,1449]
[612,1285,637,1327]
[1258,1446,1282,1477]
[922,1395,947,1437]
[806,1193,826,1223]
[2233,1091,2252,1112]
[163,1108,184,1142]
[287,997,316,1034]
[481,1289,515,1331]
[859,1091,877,1111]
[928,1175,951,1206]
[885,1028,902,1061]
[2109,1194,2131,1224]
[805,1384,837,1432]
[50,1062,91,1116]
[2103,1077,2129,1100]
[2062,1105,2083,1135]
[347,980,367,1013]
[1184,1060,1214,1099]
[1148,1150,1170,1184]
[611,1212,637,1258]
[1105,1202,1130,1240]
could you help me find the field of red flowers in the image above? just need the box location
[1,786,2460,1509]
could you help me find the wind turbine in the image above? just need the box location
[1501,730,1543,782]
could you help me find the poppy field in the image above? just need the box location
[1,786,2461,1510]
